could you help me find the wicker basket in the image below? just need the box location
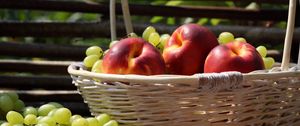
[68,0,300,125]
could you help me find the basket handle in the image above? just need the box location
[281,0,297,71]
[121,0,133,34]
[109,0,116,41]
[109,0,133,41]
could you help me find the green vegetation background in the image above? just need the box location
[0,0,287,48]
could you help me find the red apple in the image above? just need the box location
[204,41,265,73]
[102,37,165,75]
[162,24,218,75]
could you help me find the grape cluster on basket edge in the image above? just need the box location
[0,92,118,126]
[83,23,275,76]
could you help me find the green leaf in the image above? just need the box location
[210,18,221,26]
[167,17,176,25]
[197,18,209,25]
[150,16,164,23]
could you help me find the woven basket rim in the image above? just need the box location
[68,62,300,85]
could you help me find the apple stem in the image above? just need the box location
[281,0,296,71]
[110,0,117,41]
[121,0,134,35]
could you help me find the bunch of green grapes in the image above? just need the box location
[256,46,275,69]
[218,32,246,44]
[83,46,104,73]
[0,92,25,120]
[141,26,170,53]
[1,101,118,126]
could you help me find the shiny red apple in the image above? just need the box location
[204,41,265,73]
[162,24,218,75]
[102,37,165,75]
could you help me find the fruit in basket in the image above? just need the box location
[102,37,165,75]
[162,23,218,75]
[256,45,267,57]
[235,37,247,42]
[86,46,103,57]
[83,55,100,68]
[218,32,235,44]
[142,26,156,41]
[148,32,160,46]
[91,60,103,73]
[256,45,275,69]
[263,57,275,69]
[204,41,265,73]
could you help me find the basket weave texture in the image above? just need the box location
[69,64,300,126]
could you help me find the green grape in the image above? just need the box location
[71,118,88,126]
[0,95,14,113]
[23,106,38,116]
[109,41,119,49]
[128,33,138,38]
[91,60,103,73]
[86,46,103,57]
[0,122,10,126]
[6,111,23,124]
[96,114,111,126]
[160,34,170,47]
[5,93,18,102]
[69,115,82,124]
[263,57,275,69]
[142,26,156,41]
[218,32,235,44]
[148,32,160,46]
[35,123,49,126]
[234,37,247,42]
[38,116,55,126]
[24,114,37,125]
[13,100,25,112]
[47,109,57,117]
[104,120,118,126]
[47,102,63,108]
[86,117,100,126]
[38,104,56,116]
[12,124,23,126]
[256,45,267,58]
[83,55,100,68]
[53,108,71,125]
[36,116,44,121]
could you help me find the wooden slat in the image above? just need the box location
[0,75,75,90]
[0,22,299,45]
[17,90,83,102]
[0,60,72,74]
[0,0,288,21]
[0,42,87,60]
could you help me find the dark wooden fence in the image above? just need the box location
[0,0,298,116]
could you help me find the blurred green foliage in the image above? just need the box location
[0,0,288,47]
